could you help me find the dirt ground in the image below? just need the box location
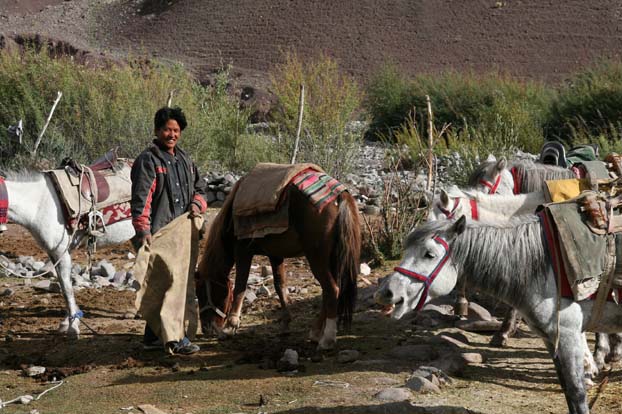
[1,220,622,414]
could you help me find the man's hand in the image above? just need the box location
[189,203,201,218]
[131,233,152,252]
[142,234,152,246]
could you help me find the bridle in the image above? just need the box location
[437,197,478,220]
[393,235,451,311]
[480,167,521,195]
[479,173,501,194]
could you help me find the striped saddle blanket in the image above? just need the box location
[233,168,348,239]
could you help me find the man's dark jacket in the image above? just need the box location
[130,141,208,238]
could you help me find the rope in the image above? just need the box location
[0,380,64,409]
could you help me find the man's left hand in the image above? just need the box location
[189,204,201,218]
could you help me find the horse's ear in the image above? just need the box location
[440,189,449,206]
[496,157,508,171]
[448,215,467,239]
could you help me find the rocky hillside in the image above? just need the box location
[1,0,622,93]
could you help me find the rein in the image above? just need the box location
[199,279,227,318]
[394,235,451,311]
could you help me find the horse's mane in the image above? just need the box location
[511,159,575,193]
[406,215,548,307]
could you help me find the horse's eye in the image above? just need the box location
[424,251,437,259]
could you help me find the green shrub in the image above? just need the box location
[0,48,272,172]
[545,60,622,146]
[269,51,364,179]
[365,66,551,154]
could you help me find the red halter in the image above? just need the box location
[437,198,478,220]
[478,173,501,194]
[393,236,451,311]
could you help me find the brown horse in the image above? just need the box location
[196,179,361,350]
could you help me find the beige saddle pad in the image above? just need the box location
[47,159,132,219]
[232,162,322,217]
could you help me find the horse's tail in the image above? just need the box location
[333,191,361,329]
[196,181,240,321]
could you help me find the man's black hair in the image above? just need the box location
[154,106,188,131]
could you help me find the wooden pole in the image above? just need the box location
[167,90,175,107]
[32,91,62,158]
[426,95,434,191]
[290,84,305,164]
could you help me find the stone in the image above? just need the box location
[23,366,46,377]
[433,331,470,348]
[98,261,116,279]
[33,280,51,291]
[0,288,14,297]
[467,301,493,321]
[405,376,441,393]
[256,285,271,297]
[216,191,226,201]
[137,405,168,414]
[92,276,111,287]
[260,265,272,277]
[244,290,257,304]
[363,205,381,216]
[387,344,438,361]
[127,252,136,260]
[206,192,217,203]
[113,271,127,284]
[373,387,412,402]
[411,366,453,386]
[337,350,360,363]
[360,263,371,276]
[31,261,45,271]
[455,319,502,332]
[277,348,298,371]
[460,352,485,364]
[429,354,467,377]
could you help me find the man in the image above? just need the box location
[131,106,208,355]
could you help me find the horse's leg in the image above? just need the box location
[454,278,469,317]
[607,333,622,363]
[594,332,610,371]
[543,331,589,414]
[223,248,253,336]
[53,250,81,338]
[490,308,520,347]
[269,256,291,333]
[306,252,338,350]
[582,333,598,389]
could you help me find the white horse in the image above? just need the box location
[429,187,601,384]
[375,216,622,414]
[2,171,135,337]
[469,156,622,370]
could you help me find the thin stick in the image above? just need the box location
[290,84,305,164]
[426,95,434,191]
[167,90,175,107]
[32,91,62,158]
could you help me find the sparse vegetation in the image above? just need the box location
[269,51,364,179]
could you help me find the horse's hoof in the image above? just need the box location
[57,317,70,334]
[489,334,507,348]
[308,329,322,343]
[317,338,336,351]
[584,376,595,390]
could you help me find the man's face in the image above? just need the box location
[155,119,181,154]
